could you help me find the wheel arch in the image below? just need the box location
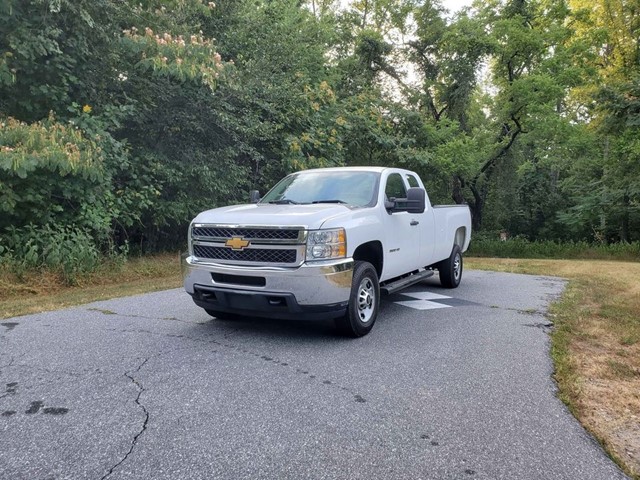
[352,241,383,278]
[454,226,467,251]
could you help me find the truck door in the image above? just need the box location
[381,172,420,280]
[405,173,436,266]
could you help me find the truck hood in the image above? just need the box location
[192,203,353,230]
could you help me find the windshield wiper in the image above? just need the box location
[267,199,299,204]
[311,199,347,204]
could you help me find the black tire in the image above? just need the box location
[204,309,238,321]
[438,245,463,288]
[335,261,380,337]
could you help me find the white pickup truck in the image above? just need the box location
[182,167,471,336]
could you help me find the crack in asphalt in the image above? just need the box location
[100,357,150,480]
[98,344,195,479]
[106,326,369,405]
[482,304,552,318]
[482,305,556,329]
[0,356,16,371]
[514,309,548,316]
[523,322,554,330]
[86,308,207,325]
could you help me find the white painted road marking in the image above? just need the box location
[395,291,453,310]
[395,299,452,310]
[402,292,452,301]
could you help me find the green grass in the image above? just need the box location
[0,253,182,319]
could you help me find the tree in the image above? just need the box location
[446,0,581,231]
[561,0,640,242]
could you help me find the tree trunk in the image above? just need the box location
[620,193,630,243]
[469,183,484,231]
[452,175,483,230]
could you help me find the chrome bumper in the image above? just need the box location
[182,255,353,307]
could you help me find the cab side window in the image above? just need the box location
[406,174,419,188]
[385,173,406,200]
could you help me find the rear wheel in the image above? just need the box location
[438,245,463,288]
[336,261,380,337]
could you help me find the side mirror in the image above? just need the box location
[390,188,426,214]
[405,187,426,214]
[249,190,261,203]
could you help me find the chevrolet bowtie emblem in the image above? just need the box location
[225,237,250,250]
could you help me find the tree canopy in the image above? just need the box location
[1,0,638,260]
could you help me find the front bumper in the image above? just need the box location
[182,255,353,320]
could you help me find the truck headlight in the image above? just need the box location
[306,228,346,261]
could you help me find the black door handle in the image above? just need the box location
[410,220,419,226]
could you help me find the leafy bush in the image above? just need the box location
[0,224,102,284]
[0,115,112,238]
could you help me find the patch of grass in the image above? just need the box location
[607,360,639,380]
[0,253,182,319]
[467,258,640,479]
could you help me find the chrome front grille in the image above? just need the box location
[191,224,305,266]
[193,245,297,264]
[192,226,300,241]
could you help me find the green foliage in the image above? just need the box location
[469,236,640,261]
[0,115,110,235]
[120,27,226,90]
[0,0,639,270]
[0,224,102,285]
[0,0,119,121]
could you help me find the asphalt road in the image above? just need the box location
[0,270,628,480]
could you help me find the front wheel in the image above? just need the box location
[438,245,463,288]
[336,261,380,337]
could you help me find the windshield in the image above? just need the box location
[260,171,380,208]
